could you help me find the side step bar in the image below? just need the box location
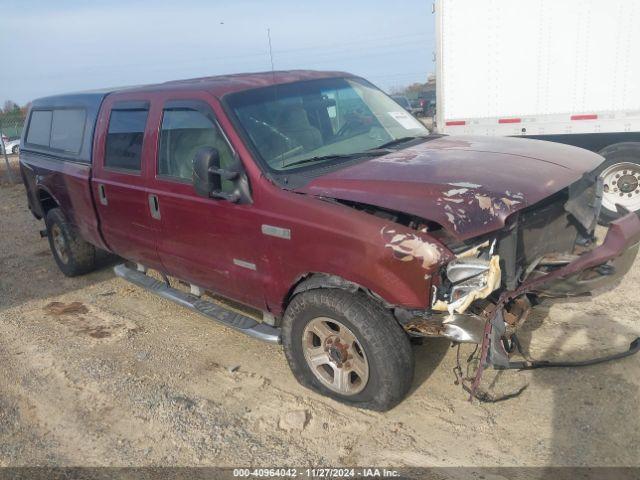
[114,264,281,344]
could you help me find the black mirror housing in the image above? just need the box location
[192,146,241,202]
[193,147,222,197]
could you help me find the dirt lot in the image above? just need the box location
[1,159,639,468]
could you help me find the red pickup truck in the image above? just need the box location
[20,70,640,410]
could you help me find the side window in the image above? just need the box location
[26,110,53,147]
[50,109,86,153]
[105,108,149,171]
[158,108,235,191]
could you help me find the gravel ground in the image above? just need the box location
[1,172,639,467]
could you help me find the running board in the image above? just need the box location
[113,264,281,344]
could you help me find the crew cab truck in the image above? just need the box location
[20,71,640,410]
[435,0,640,224]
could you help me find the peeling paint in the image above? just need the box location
[445,212,456,226]
[444,188,469,197]
[449,182,482,188]
[433,184,527,235]
[475,193,523,216]
[475,194,493,211]
[382,227,442,269]
[501,197,521,207]
[505,190,524,199]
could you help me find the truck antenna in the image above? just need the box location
[267,27,284,168]
[267,28,275,78]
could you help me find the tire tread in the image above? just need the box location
[45,208,97,277]
[282,288,414,411]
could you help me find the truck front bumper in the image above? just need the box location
[402,213,640,345]
[504,211,640,302]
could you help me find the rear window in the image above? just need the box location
[26,108,86,154]
[26,110,53,147]
[104,108,149,171]
[50,109,86,153]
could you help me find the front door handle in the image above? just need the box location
[98,184,108,206]
[148,194,161,220]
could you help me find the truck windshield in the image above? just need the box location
[226,77,429,172]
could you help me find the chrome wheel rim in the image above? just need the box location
[601,162,640,212]
[51,224,69,264]
[302,317,369,396]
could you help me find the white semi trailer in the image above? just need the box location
[435,0,640,221]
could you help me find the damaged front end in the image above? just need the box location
[396,172,640,390]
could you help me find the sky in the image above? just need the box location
[0,0,436,106]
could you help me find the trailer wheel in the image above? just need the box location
[597,143,640,223]
[45,208,97,277]
[282,288,414,411]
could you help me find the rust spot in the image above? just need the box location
[503,297,532,327]
[403,318,445,336]
[44,301,88,316]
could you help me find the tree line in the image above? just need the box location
[1,100,29,118]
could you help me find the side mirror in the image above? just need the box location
[192,146,240,202]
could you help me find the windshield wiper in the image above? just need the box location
[373,136,428,150]
[282,150,387,169]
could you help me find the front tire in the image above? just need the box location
[45,208,97,277]
[597,143,640,223]
[282,288,414,411]
[12,145,19,154]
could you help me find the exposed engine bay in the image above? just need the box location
[337,171,640,399]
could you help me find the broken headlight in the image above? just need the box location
[431,235,502,314]
[446,258,492,303]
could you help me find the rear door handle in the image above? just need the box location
[98,184,108,206]
[148,194,161,220]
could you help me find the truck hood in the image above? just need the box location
[295,135,605,240]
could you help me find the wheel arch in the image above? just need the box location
[37,187,60,218]
[283,272,394,317]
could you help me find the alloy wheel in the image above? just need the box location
[302,316,369,395]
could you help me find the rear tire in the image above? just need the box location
[282,288,414,411]
[11,145,19,154]
[45,208,97,277]
[597,142,640,223]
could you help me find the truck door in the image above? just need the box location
[92,97,162,270]
[147,97,267,309]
